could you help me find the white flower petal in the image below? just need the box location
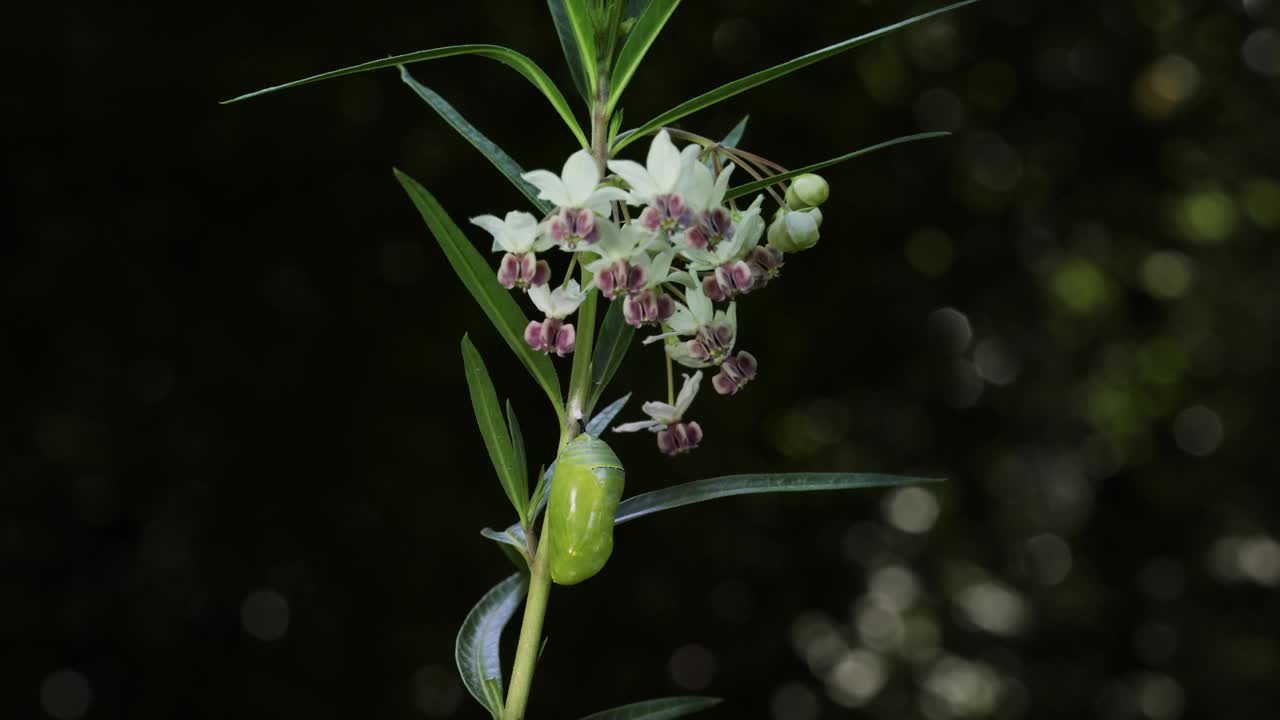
[686,284,713,325]
[561,150,600,206]
[647,130,683,192]
[614,419,661,433]
[503,211,541,253]
[585,186,631,215]
[521,169,572,207]
[711,164,735,207]
[607,159,658,202]
[528,284,554,315]
[675,371,703,415]
[470,214,508,253]
[641,400,681,425]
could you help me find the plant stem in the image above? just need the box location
[503,34,615,720]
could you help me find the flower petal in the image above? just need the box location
[614,419,661,433]
[561,150,600,206]
[521,169,571,207]
[606,159,658,202]
[675,371,703,415]
[470,214,508,252]
[584,186,631,215]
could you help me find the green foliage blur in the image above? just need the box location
[7,0,1278,719]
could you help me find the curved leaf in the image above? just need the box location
[612,0,980,152]
[456,572,529,717]
[562,0,599,96]
[724,132,950,201]
[394,170,564,420]
[462,336,528,524]
[548,0,593,102]
[720,115,749,150]
[585,393,632,437]
[608,0,682,115]
[481,526,531,567]
[614,473,940,525]
[585,297,635,416]
[224,44,588,148]
[399,69,552,214]
[579,696,722,720]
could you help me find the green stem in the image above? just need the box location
[503,518,551,720]
[503,33,615,720]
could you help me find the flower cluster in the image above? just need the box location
[470,130,830,456]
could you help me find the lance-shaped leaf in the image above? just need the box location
[612,0,980,152]
[615,473,940,525]
[725,132,950,201]
[400,69,552,214]
[585,393,631,437]
[506,400,529,504]
[561,0,599,96]
[224,44,588,149]
[462,336,529,524]
[607,0,682,115]
[395,170,564,420]
[579,696,722,720]
[480,526,531,568]
[567,284,599,421]
[720,115,749,149]
[585,297,635,417]
[456,572,529,718]
[548,0,593,103]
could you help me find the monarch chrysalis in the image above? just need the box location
[547,434,625,585]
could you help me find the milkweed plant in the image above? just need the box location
[228,0,978,717]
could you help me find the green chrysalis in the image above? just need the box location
[547,434,625,585]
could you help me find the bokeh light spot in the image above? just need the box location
[668,643,717,691]
[771,682,820,720]
[1172,405,1223,456]
[1052,259,1111,314]
[1175,190,1237,244]
[40,669,92,720]
[884,487,940,534]
[907,227,955,277]
[1140,251,1194,299]
[241,589,290,642]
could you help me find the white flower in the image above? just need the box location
[522,150,630,214]
[682,161,735,213]
[582,222,653,273]
[470,210,555,254]
[636,249,695,289]
[613,371,703,432]
[528,279,588,319]
[681,197,766,270]
[607,130,702,205]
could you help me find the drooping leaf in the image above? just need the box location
[612,0,980,151]
[561,0,599,97]
[720,114,749,149]
[461,336,528,524]
[548,0,593,103]
[506,400,529,505]
[480,526,531,568]
[585,297,635,417]
[394,170,564,420]
[224,44,589,148]
[456,572,529,717]
[725,132,950,201]
[585,393,632,437]
[614,473,940,525]
[579,696,723,720]
[608,0,682,115]
[399,69,552,214]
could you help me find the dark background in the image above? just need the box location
[7,0,1279,718]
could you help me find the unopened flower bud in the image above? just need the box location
[525,317,576,356]
[785,173,829,210]
[498,252,551,290]
[547,207,599,248]
[712,351,758,395]
[596,259,648,300]
[656,421,703,456]
[767,207,822,253]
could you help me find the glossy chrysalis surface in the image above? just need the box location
[547,434,625,585]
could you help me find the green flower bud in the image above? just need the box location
[785,173,830,210]
[767,207,823,253]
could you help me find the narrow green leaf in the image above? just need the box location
[562,0,599,96]
[529,464,550,521]
[567,284,599,421]
[585,393,631,437]
[615,473,940,525]
[720,115,749,149]
[224,43,588,149]
[613,0,980,152]
[456,572,529,717]
[548,0,593,103]
[461,336,527,524]
[585,297,635,416]
[579,696,722,720]
[506,400,529,505]
[399,69,552,214]
[725,132,950,201]
[480,526,531,568]
[608,0,682,115]
[394,170,564,420]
